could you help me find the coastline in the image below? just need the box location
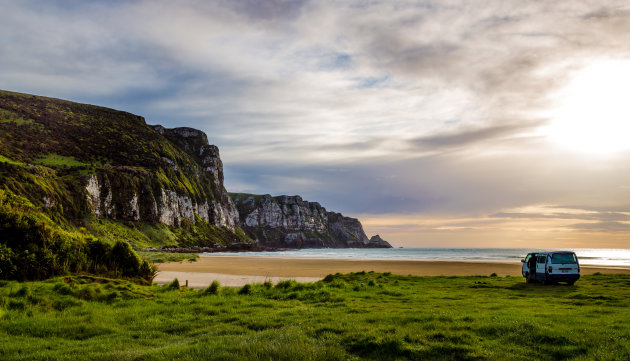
[154,255,630,288]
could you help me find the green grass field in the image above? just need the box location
[1,272,629,360]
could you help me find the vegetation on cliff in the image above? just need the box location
[0,189,153,281]
[0,89,388,282]
[0,90,249,281]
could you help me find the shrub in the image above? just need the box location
[238,284,252,295]
[139,260,156,281]
[87,239,110,272]
[168,278,180,290]
[109,241,141,277]
[205,280,220,295]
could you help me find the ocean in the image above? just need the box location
[202,248,630,267]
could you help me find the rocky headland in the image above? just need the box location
[231,193,391,248]
[0,89,390,255]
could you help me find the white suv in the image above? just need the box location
[521,251,580,285]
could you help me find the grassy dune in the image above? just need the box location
[1,273,629,360]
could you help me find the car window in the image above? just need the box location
[525,254,531,262]
[551,253,577,264]
[537,255,547,263]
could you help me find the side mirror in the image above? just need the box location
[521,259,525,263]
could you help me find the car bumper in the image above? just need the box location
[548,274,580,282]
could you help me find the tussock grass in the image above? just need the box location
[0,273,629,360]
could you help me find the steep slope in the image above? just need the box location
[230,193,392,248]
[0,90,240,230]
[0,90,249,264]
[0,89,391,281]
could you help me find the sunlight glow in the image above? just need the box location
[546,60,630,154]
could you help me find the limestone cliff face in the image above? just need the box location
[231,193,392,248]
[84,126,239,230]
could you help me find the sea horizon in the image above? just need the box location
[202,247,630,267]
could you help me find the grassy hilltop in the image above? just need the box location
[1,273,629,360]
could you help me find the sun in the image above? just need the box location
[545,60,630,154]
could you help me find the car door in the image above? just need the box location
[536,254,547,280]
[522,254,531,277]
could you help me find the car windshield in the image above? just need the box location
[551,253,577,264]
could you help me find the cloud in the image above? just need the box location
[409,121,545,151]
[3,0,630,246]
[570,221,630,233]
[491,211,630,222]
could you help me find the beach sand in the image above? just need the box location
[154,255,630,288]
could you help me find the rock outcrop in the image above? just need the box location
[0,90,391,250]
[230,193,392,248]
[84,126,239,230]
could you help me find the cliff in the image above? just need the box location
[0,90,246,249]
[0,89,390,256]
[230,193,392,248]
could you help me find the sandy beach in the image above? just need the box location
[154,255,630,288]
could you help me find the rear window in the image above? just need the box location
[551,253,577,264]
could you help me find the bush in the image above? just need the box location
[109,241,141,277]
[238,284,252,295]
[168,278,180,289]
[205,280,220,295]
[87,239,109,272]
[139,260,156,282]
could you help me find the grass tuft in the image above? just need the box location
[205,280,220,295]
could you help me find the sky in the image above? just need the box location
[1,0,630,248]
